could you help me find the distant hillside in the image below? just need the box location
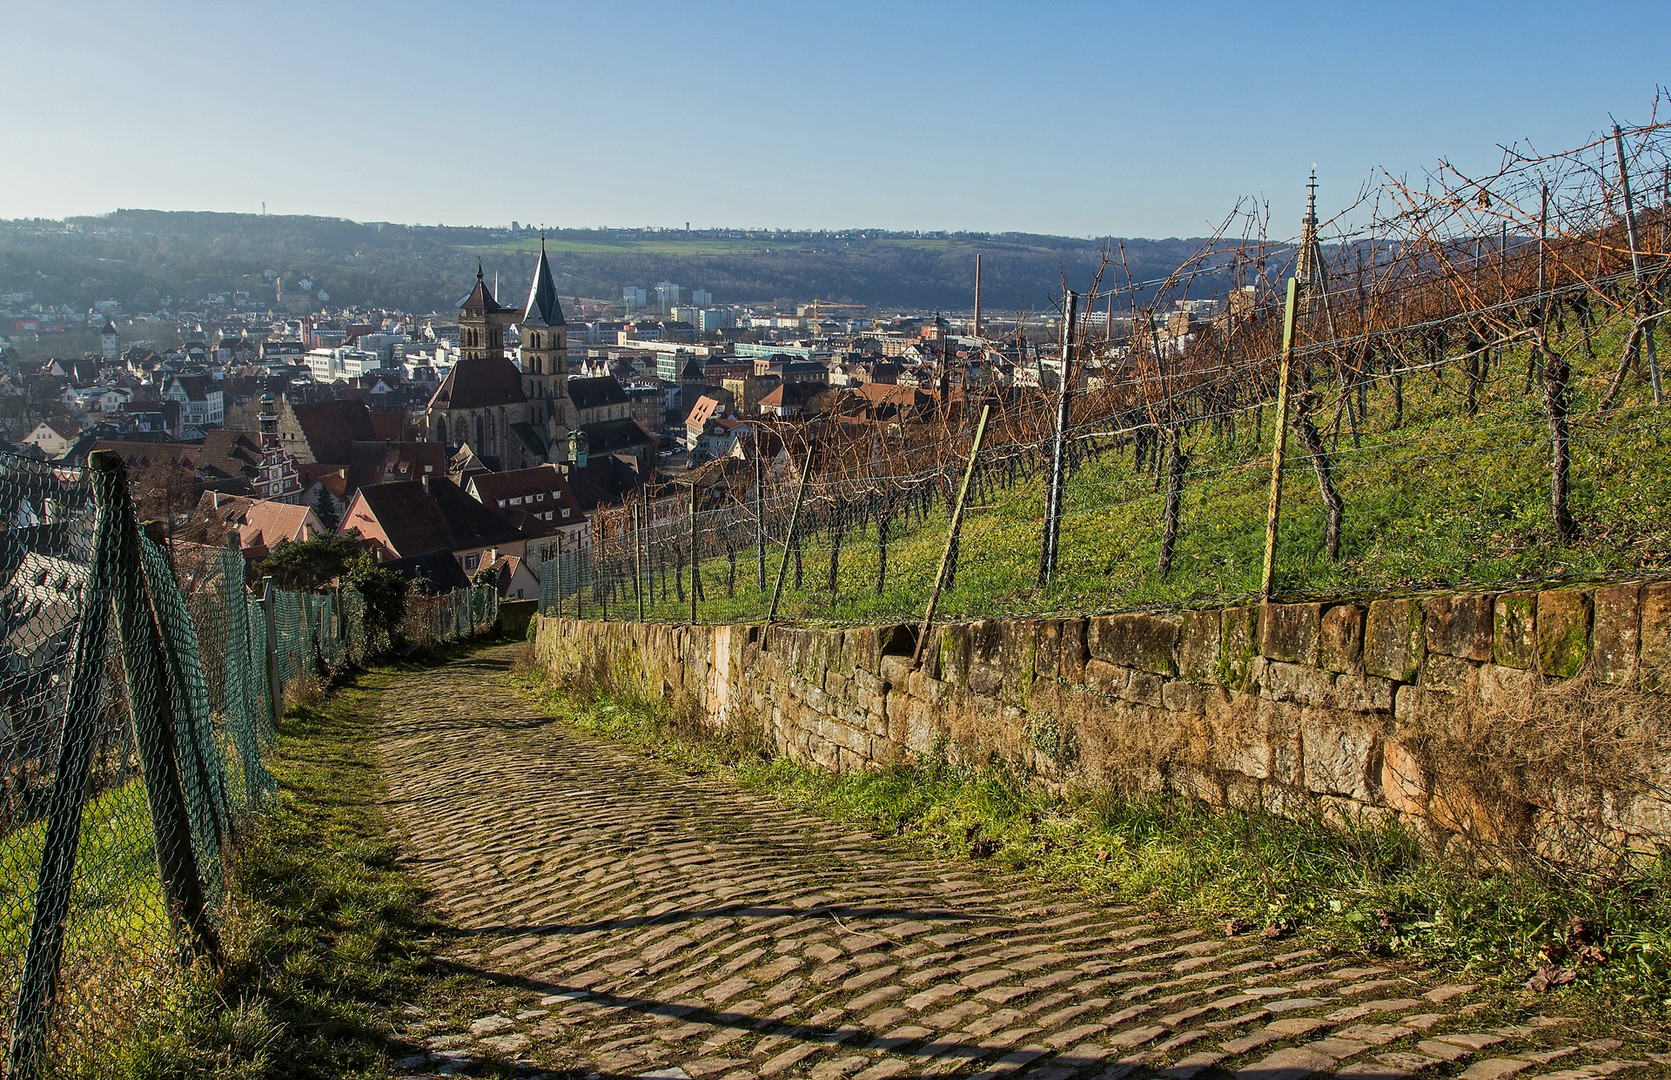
[0,211,1225,317]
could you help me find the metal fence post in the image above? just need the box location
[1613,123,1661,404]
[689,481,699,626]
[913,404,991,668]
[115,503,221,964]
[6,454,124,1080]
[754,448,767,591]
[1260,277,1302,602]
[259,576,281,727]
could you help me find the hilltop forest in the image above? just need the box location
[0,210,1224,316]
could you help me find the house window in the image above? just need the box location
[464,553,480,571]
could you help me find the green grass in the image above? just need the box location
[609,315,1671,627]
[515,658,1671,1044]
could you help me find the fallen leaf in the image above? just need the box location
[1525,963,1577,992]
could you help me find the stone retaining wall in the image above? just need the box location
[535,582,1671,865]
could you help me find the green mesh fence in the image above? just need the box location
[0,449,499,1078]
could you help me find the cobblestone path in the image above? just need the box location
[376,644,1660,1080]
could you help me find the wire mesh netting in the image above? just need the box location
[0,449,499,1078]
[542,121,1671,631]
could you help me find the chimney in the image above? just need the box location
[421,475,432,495]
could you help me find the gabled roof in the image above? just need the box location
[285,398,378,465]
[368,411,405,441]
[685,395,723,429]
[521,242,566,328]
[579,417,656,455]
[384,549,471,591]
[197,430,266,482]
[466,466,583,525]
[560,454,647,513]
[428,356,527,410]
[568,375,628,412]
[239,500,318,554]
[353,477,525,558]
[345,440,447,495]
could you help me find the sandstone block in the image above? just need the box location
[844,626,880,675]
[879,654,911,689]
[1423,653,1480,694]
[1034,620,1064,686]
[1300,711,1380,802]
[1380,739,1427,815]
[1260,602,1322,665]
[1179,609,1222,685]
[1059,618,1088,683]
[1084,658,1125,697]
[1492,592,1537,670]
[1219,606,1259,690]
[970,619,1004,669]
[1478,663,1535,707]
[1161,679,1206,714]
[1320,604,1366,673]
[1088,612,1180,675]
[1264,660,1335,706]
[968,663,1004,697]
[1331,673,1394,713]
[1257,697,1306,787]
[1644,583,1671,693]
[1536,589,1592,679]
[1120,668,1165,707]
[937,624,973,687]
[997,621,1037,706]
[1425,593,1495,661]
[1592,584,1642,686]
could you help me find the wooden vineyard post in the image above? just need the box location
[913,403,992,668]
[767,443,816,624]
[1260,276,1301,602]
[1038,291,1078,588]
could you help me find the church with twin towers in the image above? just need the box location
[423,243,593,470]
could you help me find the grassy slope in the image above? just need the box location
[625,318,1671,626]
[97,661,527,1080]
[514,659,1671,1043]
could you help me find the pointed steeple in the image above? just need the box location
[522,235,567,328]
[462,259,504,313]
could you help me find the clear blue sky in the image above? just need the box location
[3,1,1666,239]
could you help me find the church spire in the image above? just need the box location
[522,237,566,328]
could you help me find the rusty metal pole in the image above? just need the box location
[1260,277,1302,602]
[912,404,992,668]
[1037,290,1078,588]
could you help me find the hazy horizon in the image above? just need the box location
[4,1,1669,240]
